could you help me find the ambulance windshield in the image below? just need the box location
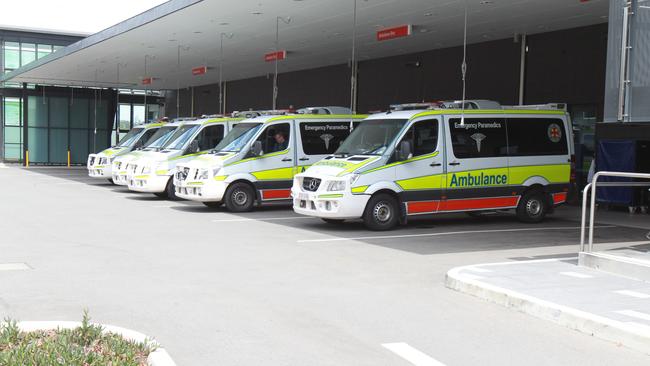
[214,123,263,152]
[143,126,177,151]
[116,127,144,147]
[334,119,407,156]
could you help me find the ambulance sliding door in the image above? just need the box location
[443,115,515,212]
[393,117,444,215]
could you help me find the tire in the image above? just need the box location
[224,182,255,212]
[203,201,222,209]
[363,193,399,231]
[154,192,167,199]
[516,190,548,223]
[163,177,178,200]
[107,178,115,185]
[321,218,345,225]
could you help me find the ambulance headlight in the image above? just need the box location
[212,167,222,177]
[198,169,209,180]
[327,180,346,192]
[142,165,151,174]
[349,174,361,186]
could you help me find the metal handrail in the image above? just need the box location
[580,171,650,253]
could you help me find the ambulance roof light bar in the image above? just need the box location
[389,100,501,111]
[199,114,225,119]
[296,106,353,115]
[505,103,567,111]
[171,117,198,123]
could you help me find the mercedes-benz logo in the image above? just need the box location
[308,179,319,191]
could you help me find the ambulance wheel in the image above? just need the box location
[154,192,167,199]
[321,218,345,225]
[165,178,179,200]
[517,191,547,223]
[363,194,399,231]
[225,182,255,212]
[107,178,115,185]
[203,202,222,209]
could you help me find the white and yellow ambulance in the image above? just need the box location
[292,103,575,230]
[111,120,186,186]
[126,115,241,198]
[173,108,367,210]
[86,122,165,183]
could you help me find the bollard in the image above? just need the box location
[25,150,29,168]
[67,150,71,167]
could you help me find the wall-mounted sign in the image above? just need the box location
[142,77,153,85]
[265,50,287,62]
[377,25,412,41]
[192,66,208,76]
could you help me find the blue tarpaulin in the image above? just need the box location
[596,140,636,205]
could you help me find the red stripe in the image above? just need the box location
[553,192,567,204]
[407,201,439,214]
[261,189,291,200]
[407,197,520,215]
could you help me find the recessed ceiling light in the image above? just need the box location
[168,39,177,42]
[252,11,263,15]
[219,22,229,26]
[194,31,203,34]
[480,0,493,4]
[424,12,433,17]
[419,28,429,33]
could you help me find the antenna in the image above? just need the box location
[460,1,468,125]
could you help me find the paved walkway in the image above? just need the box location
[447,257,650,355]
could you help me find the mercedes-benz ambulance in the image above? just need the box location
[87,122,166,183]
[111,119,190,186]
[126,116,241,199]
[173,108,367,211]
[292,102,574,230]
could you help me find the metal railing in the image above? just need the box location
[580,171,650,252]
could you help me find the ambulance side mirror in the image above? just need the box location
[397,141,412,161]
[251,141,263,156]
[188,140,200,153]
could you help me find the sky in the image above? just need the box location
[0,0,168,34]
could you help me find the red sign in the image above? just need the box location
[264,50,287,62]
[377,25,412,41]
[142,77,152,85]
[192,66,208,76]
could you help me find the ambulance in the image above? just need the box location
[173,107,367,211]
[86,122,166,183]
[292,102,574,230]
[111,119,190,186]
[126,115,242,199]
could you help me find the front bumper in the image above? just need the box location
[112,170,130,186]
[88,165,112,178]
[291,187,369,219]
[174,178,227,202]
[127,174,170,193]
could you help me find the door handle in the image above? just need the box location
[449,162,461,166]
[430,162,442,167]
[299,157,310,161]
[282,158,293,162]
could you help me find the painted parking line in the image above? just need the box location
[0,263,31,271]
[382,343,446,366]
[212,216,317,223]
[559,272,593,279]
[297,225,617,243]
[615,310,650,322]
[614,290,650,299]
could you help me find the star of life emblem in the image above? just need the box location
[471,133,487,153]
[320,134,334,150]
[548,124,562,143]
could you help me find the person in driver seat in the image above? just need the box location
[271,131,288,152]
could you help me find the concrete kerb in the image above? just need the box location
[445,258,650,355]
[12,321,176,366]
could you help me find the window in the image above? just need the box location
[399,119,438,158]
[135,128,158,149]
[448,118,507,159]
[133,105,145,126]
[3,97,22,161]
[299,121,351,155]
[507,118,568,156]
[3,42,20,69]
[256,123,290,154]
[37,44,52,59]
[214,123,262,152]
[195,125,225,151]
[20,43,36,66]
[118,104,131,131]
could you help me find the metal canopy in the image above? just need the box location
[2,0,608,90]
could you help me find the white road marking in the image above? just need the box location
[466,267,492,273]
[614,290,650,299]
[382,343,446,366]
[212,216,317,223]
[297,225,616,243]
[615,310,650,322]
[559,272,593,279]
[0,263,31,271]
[152,205,175,208]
